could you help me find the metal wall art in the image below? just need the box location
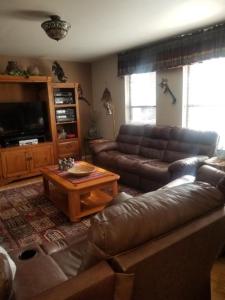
[159,79,176,104]
[101,88,113,115]
[52,61,68,82]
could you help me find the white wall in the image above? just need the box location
[91,55,183,139]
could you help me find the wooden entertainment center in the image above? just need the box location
[0,75,81,185]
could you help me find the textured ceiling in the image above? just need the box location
[0,0,225,62]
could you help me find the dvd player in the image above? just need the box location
[1,134,46,148]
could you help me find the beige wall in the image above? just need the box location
[0,55,92,147]
[91,55,183,139]
[91,55,125,139]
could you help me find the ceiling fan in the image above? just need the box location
[2,10,71,41]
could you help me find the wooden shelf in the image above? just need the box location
[0,141,53,152]
[55,104,76,108]
[52,82,77,88]
[52,83,81,159]
[0,75,52,83]
[56,121,77,125]
[57,138,78,143]
[81,190,112,207]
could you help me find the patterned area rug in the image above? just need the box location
[0,182,140,252]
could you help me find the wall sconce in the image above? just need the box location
[159,79,176,104]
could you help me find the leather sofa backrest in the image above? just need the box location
[140,125,171,159]
[116,124,144,154]
[89,182,224,256]
[163,127,218,162]
[115,125,218,161]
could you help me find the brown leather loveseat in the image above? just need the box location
[2,166,225,300]
[92,124,218,191]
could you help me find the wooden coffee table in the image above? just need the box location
[41,162,120,222]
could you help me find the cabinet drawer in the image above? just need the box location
[58,141,79,156]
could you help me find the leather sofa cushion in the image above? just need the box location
[117,156,145,173]
[118,124,145,136]
[170,127,218,146]
[117,141,140,155]
[13,252,67,300]
[137,160,170,182]
[99,152,149,174]
[163,143,199,162]
[89,182,224,256]
[51,240,107,278]
[140,125,170,159]
[144,125,171,139]
[116,124,144,155]
[163,127,218,162]
[96,150,124,169]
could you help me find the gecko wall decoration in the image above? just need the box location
[77,84,91,106]
[159,78,177,104]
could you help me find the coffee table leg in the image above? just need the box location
[68,191,81,222]
[43,176,50,198]
[112,181,118,197]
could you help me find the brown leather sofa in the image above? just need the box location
[1,167,225,300]
[91,124,218,191]
[90,181,225,300]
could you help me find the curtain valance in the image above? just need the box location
[118,22,225,76]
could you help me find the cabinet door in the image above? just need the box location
[58,140,79,158]
[30,144,54,172]
[1,149,30,179]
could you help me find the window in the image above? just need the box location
[183,58,225,149]
[126,72,156,124]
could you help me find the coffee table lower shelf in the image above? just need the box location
[45,183,116,222]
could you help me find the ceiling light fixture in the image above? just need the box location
[41,15,71,41]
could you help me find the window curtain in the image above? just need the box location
[118,22,225,76]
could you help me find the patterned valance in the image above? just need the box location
[118,22,225,76]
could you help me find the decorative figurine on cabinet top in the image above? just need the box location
[52,61,68,82]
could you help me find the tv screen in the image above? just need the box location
[0,102,48,138]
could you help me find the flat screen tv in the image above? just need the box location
[0,102,49,147]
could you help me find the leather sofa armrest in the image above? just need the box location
[168,155,208,178]
[91,141,118,154]
[218,176,225,195]
[196,165,225,187]
[160,175,195,190]
[30,261,115,300]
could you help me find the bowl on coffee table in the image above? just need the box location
[67,164,95,177]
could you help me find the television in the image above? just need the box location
[0,102,49,147]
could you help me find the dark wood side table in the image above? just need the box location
[205,157,225,171]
